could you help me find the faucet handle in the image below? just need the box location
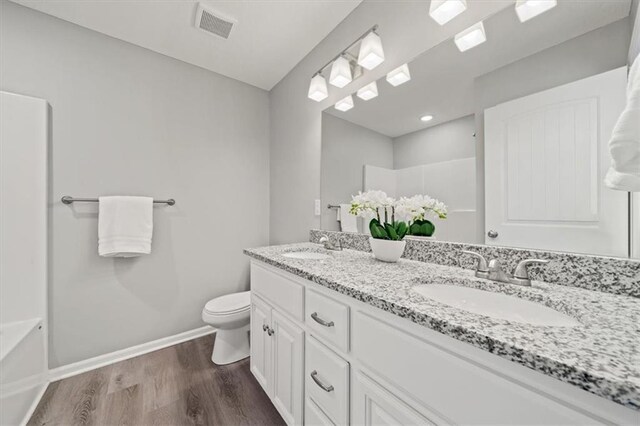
[512,259,549,285]
[461,250,489,278]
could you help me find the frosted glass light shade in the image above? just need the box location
[454,21,486,52]
[515,0,557,22]
[358,32,385,70]
[329,56,353,88]
[335,95,354,112]
[429,0,467,25]
[357,81,379,101]
[386,63,411,87]
[308,74,328,102]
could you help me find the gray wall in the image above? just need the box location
[393,115,475,170]
[0,2,270,368]
[269,1,511,244]
[321,113,393,231]
[473,18,631,244]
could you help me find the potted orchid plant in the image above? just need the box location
[350,190,447,262]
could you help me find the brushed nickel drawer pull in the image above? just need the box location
[262,324,269,332]
[310,370,334,392]
[311,312,334,327]
[267,327,274,336]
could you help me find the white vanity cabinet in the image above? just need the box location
[249,260,637,426]
[250,292,304,426]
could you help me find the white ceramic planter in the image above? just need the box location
[369,237,407,263]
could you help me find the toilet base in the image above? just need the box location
[212,325,250,365]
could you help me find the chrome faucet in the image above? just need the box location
[319,235,343,251]
[461,250,549,287]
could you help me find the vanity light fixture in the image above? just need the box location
[357,81,378,101]
[307,73,329,102]
[515,0,557,23]
[420,115,434,122]
[357,31,385,71]
[429,0,467,25]
[329,55,353,88]
[308,25,381,102]
[335,95,354,112]
[386,63,411,87]
[454,21,486,52]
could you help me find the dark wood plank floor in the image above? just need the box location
[28,335,285,426]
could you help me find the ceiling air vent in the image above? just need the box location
[195,3,236,39]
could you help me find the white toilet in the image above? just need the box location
[202,290,251,365]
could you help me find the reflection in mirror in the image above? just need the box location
[321,1,637,258]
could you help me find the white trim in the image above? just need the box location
[49,326,216,381]
[19,383,48,426]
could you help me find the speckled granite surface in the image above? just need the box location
[244,243,640,410]
[310,230,640,298]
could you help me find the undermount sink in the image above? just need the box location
[413,285,579,327]
[282,251,331,260]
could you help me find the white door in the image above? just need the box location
[351,371,435,426]
[484,67,628,257]
[271,310,304,426]
[250,294,272,395]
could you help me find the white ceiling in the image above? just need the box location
[326,0,632,137]
[10,0,362,90]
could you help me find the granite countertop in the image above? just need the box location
[244,242,640,410]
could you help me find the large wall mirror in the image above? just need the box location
[320,1,639,259]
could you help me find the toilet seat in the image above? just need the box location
[204,290,250,315]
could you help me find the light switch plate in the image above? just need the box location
[314,199,321,216]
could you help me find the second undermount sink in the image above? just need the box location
[282,251,331,260]
[413,284,579,327]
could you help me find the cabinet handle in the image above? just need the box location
[311,312,334,328]
[310,370,334,393]
[262,324,269,332]
[267,327,274,336]
[487,230,498,238]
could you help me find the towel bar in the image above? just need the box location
[61,196,175,206]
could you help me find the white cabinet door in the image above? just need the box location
[250,294,272,395]
[271,309,304,426]
[352,371,435,426]
[484,67,628,257]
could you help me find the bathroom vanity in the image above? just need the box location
[244,242,639,425]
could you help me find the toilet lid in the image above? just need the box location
[204,291,251,315]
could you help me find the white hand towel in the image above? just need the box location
[605,55,640,192]
[98,196,153,257]
[338,203,358,233]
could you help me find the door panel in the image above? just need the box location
[352,370,435,426]
[250,294,272,395]
[271,310,304,426]
[485,67,628,256]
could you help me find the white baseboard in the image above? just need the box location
[49,326,216,382]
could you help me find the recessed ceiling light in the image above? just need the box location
[429,0,467,25]
[307,74,328,102]
[386,64,411,87]
[335,95,355,112]
[358,31,385,71]
[454,21,486,52]
[420,115,434,122]
[329,56,352,88]
[357,81,379,101]
[515,0,557,23]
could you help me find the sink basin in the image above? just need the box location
[282,251,331,260]
[413,285,579,327]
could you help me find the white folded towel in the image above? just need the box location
[338,203,358,233]
[98,196,153,257]
[605,55,640,192]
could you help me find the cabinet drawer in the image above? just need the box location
[306,336,349,425]
[306,288,349,352]
[353,311,602,425]
[251,262,304,321]
[305,398,335,426]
